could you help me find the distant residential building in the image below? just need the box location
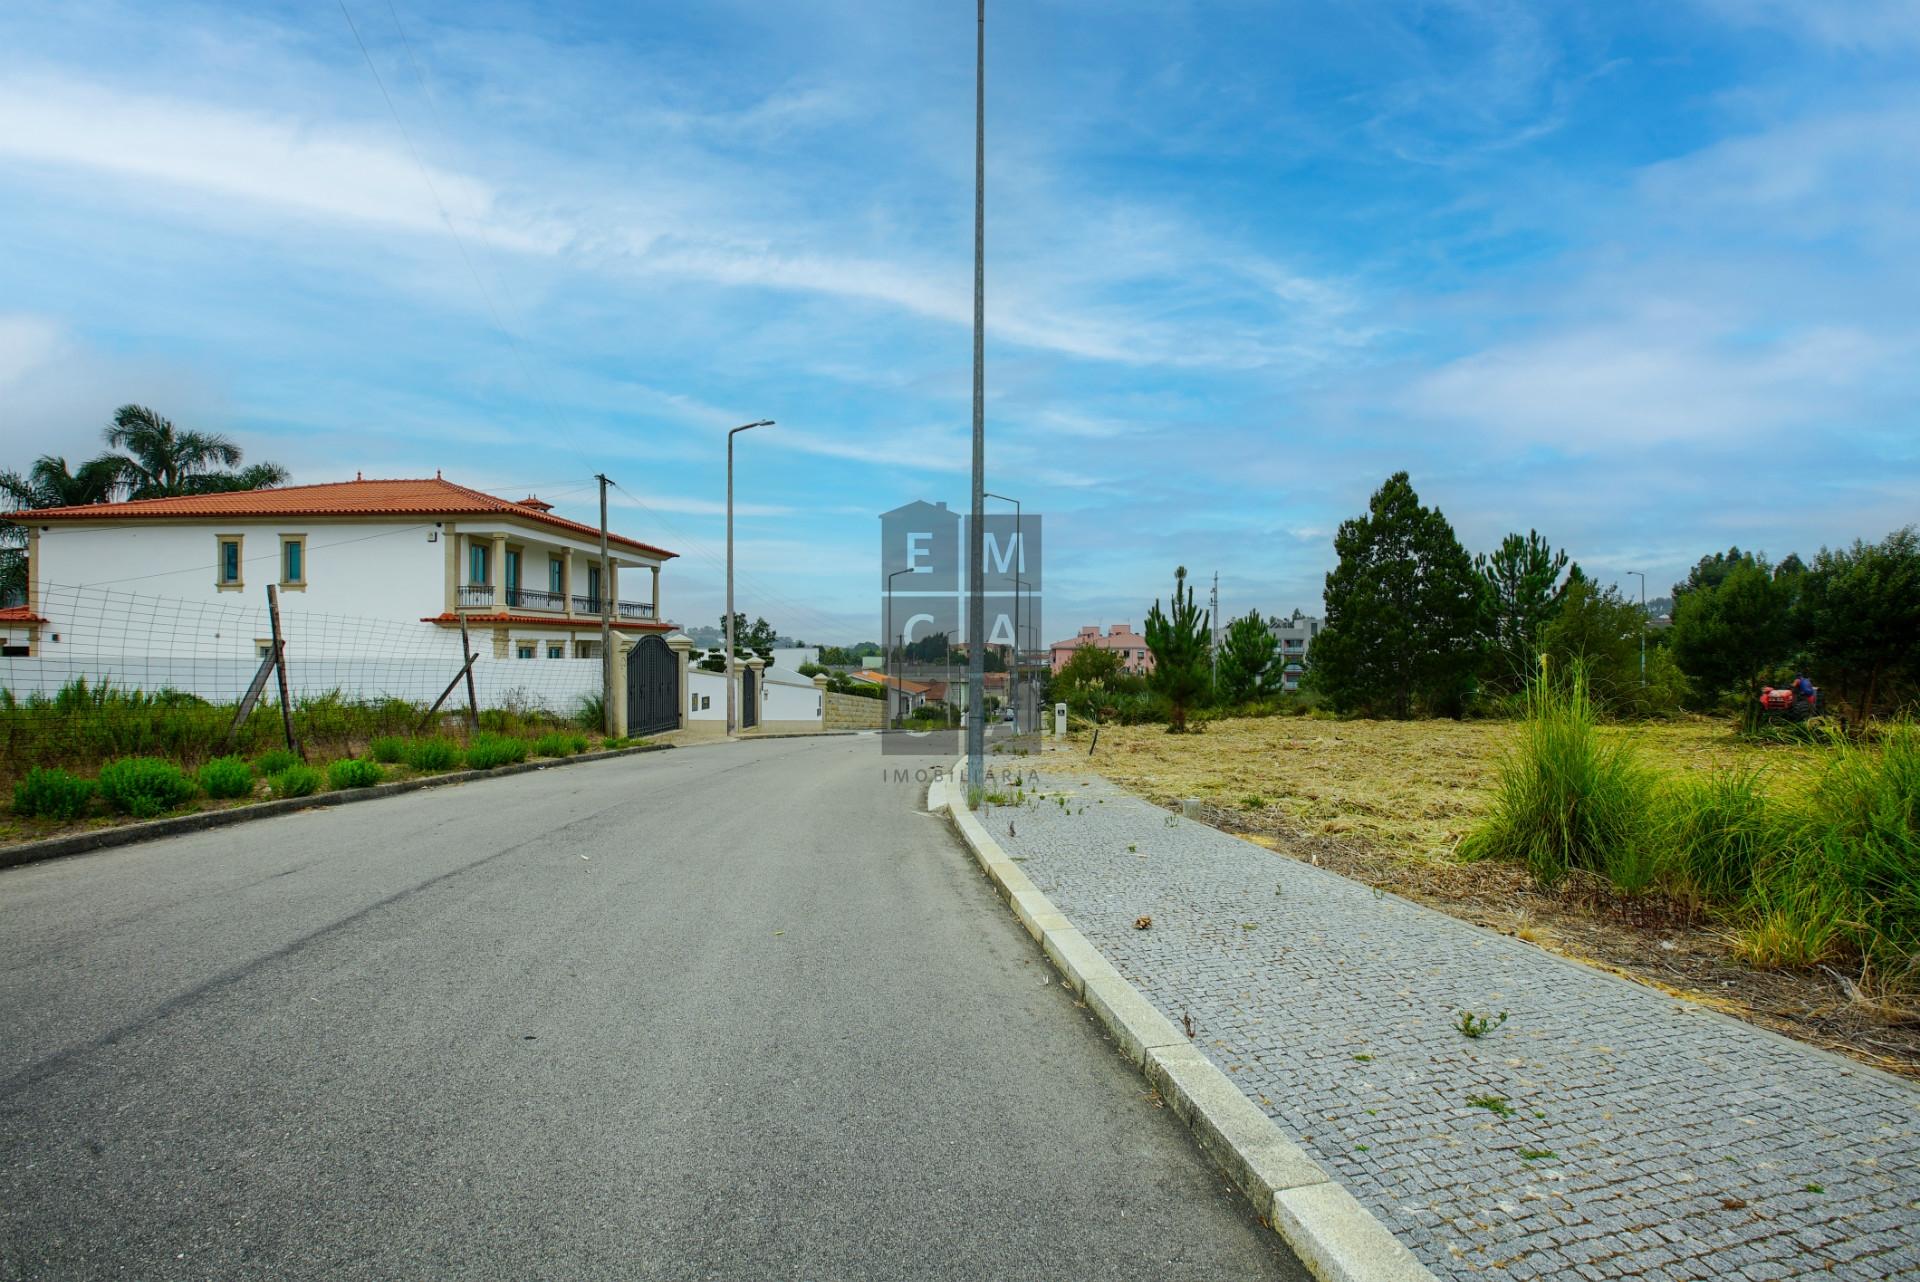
[1268,609,1325,693]
[1048,623,1154,675]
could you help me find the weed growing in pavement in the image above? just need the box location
[1804,1183,1825,1194]
[1466,1095,1515,1118]
[1519,1149,1556,1161]
[1456,1010,1510,1038]
[1127,843,1137,852]
[1241,922,1259,930]
[1352,1053,1373,1062]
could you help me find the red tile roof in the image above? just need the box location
[420,612,672,633]
[0,606,48,624]
[15,477,675,558]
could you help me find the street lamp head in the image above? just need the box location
[731,419,775,435]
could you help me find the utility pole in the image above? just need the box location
[597,474,614,735]
[1628,570,1647,684]
[965,0,987,794]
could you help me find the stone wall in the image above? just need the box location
[823,690,884,730]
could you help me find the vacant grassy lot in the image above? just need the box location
[1066,714,1818,860]
[1039,716,1916,1073]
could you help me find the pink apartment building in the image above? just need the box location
[1049,623,1155,675]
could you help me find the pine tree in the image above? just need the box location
[1144,566,1213,732]
[1475,530,1570,690]
[1312,472,1489,717]
[1216,610,1280,704]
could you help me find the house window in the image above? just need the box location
[505,549,521,594]
[547,643,563,659]
[548,556,564,593]
[691,692,699,712]
[280,536,306,588]
[468,543,490,584]
[585,563,602,606]
[575,640,597,659]
[516,642,534,660]
[256,639,274,660]
[216,536,243,589]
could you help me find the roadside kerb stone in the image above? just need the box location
[936,759,1439,1282]
[0,743,673,871]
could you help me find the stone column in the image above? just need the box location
[563,548,575,618]
[609,634,636,737]
[665,633,695,731]
[650,565,661,620]
[812,672,830,729]
[489,533,507,608]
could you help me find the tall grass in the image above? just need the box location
[1458,669,1658,889]
[1464,676,1920,991]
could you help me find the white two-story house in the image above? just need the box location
[3,475,676,677]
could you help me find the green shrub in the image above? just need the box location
[404,737,463,773]
[1659,769,1791,904]
[197,755,256,800]
[255,748,299,776]
[532,732,577,758]
[12,767,96,820]
[369,736,406,764]
[327,758,383,789]
[463,734,529,770]
[97,757,196,818]
[575,692,605,731]
[1458,670,1659,889]
[568,733,590,754]
[269,764,324,798]
[602,736,629,750]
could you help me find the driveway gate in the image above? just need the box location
[625,634,679,736]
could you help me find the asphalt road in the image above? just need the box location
[0,736,1304,1281]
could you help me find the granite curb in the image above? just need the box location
[932,760,1437,1282]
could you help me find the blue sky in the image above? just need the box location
[1,0,1915,643]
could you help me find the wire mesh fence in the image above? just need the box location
[2,583,609,776]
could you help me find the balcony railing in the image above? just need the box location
[571,596,657,620]
[456,584,494,608]
[507,587,566,611]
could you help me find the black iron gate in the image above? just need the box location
[740,666,758,729]
[625,634,679,736]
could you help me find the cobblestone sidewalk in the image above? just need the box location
[988,770,1920,1281]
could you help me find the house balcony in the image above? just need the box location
[571,596,657,621]
[506,587,566,612]
[456,584,495,609]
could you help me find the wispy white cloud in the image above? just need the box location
[1696,0,1920,51]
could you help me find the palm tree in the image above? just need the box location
[102,404,289,498]
[0,454,124,605]
[0,454,125,510]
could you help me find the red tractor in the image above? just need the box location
[1758,679,1825,726]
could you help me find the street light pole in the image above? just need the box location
[1628,570,1647,684]
[966,0,987,794]
[726,419,775,737]
[887,566,916,728]
[984,490,1020,734]
[597,474,614,735]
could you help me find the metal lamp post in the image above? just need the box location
[886,566,917,728]
[965,0,987,794]
[726,419,775,736]
[1628,570,1647,684]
